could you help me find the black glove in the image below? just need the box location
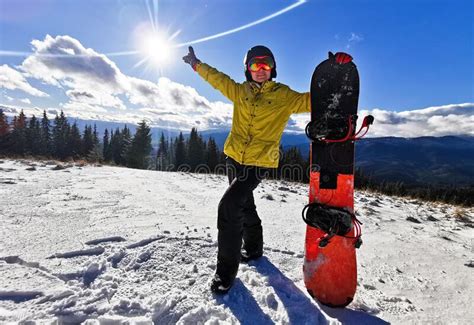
[182,46,201,70]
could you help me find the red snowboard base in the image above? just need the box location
[303,173,358,307]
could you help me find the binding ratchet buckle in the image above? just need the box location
[305,115,374,143]
[302,202,363,248]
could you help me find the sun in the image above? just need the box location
[140,32,173,66]
[133,23,178,72]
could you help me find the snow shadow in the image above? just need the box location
[253,258,389,324]
[215,279,273,325]
[0,291,43,303]
[320,305,390,325]
[251,257,389,325]
[251,257,327,324]
[47,247,104,259]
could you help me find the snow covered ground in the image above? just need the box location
[0,159,472,324]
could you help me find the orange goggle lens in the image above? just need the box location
[247,56,274,72]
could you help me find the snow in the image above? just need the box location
[0,159,473,324]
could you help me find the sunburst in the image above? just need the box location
[132,24,181,77]
[0,0,307,78]
[129,0,186,78]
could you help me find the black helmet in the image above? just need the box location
[243,45,277,81]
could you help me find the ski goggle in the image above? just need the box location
[247,56,274,72]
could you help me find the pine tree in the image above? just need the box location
[51,111,70,159]
[11,110,27,155]
[0,109,11,154]
[87,142,103,163]
[156,132,169,171]
[103,128,112,162]
[111,127,122,165]
[187,128,204,171]
[87,123,102,162]
[126,120,152,169]
[68,122,82,158]
[26,115,41,155]
[93,124,99,147]
[0,109,8,136]
[206,137,219,173]
[40,110,51,156]
[175,132,187,171]
[82,125,94,157]
[121,125,132,165]
[168,137,175,170]
[280,146,306,182]
[51,112,60,157]
[26,115,34,154]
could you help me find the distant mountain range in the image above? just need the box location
[2,112,472,187]
[353,136,474,186]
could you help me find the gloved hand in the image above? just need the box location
[182,46,201,71]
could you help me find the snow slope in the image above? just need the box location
[0,159,472,324]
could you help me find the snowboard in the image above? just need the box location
[302,52,372,307]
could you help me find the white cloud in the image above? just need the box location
[348,32,364,43]
[21,34,127,112]
[360,103,473,137]
[22,35,127,90]
[286,103,473,137]
[0,64,49,97]
[18,34,232,130]
[20,98,31,104]
[346,32,364,49]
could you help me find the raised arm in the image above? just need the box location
[286,87,311,114]
[183,46,240,103]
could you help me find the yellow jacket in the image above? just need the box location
[196,63,310,168]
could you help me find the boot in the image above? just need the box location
[210,274,233,294]
[240,248,263,263]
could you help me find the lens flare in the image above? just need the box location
[132,21,177,74]
[140,32,173,66]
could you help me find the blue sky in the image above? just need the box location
[0,0,472,136]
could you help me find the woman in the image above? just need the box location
[183,45,310,293]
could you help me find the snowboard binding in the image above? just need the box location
[305,114,374,143]
[302,202,362,248]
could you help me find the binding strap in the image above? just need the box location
[305,115,374,143]
[302,202,363,248]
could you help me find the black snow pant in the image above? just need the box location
[216,157,268,283]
